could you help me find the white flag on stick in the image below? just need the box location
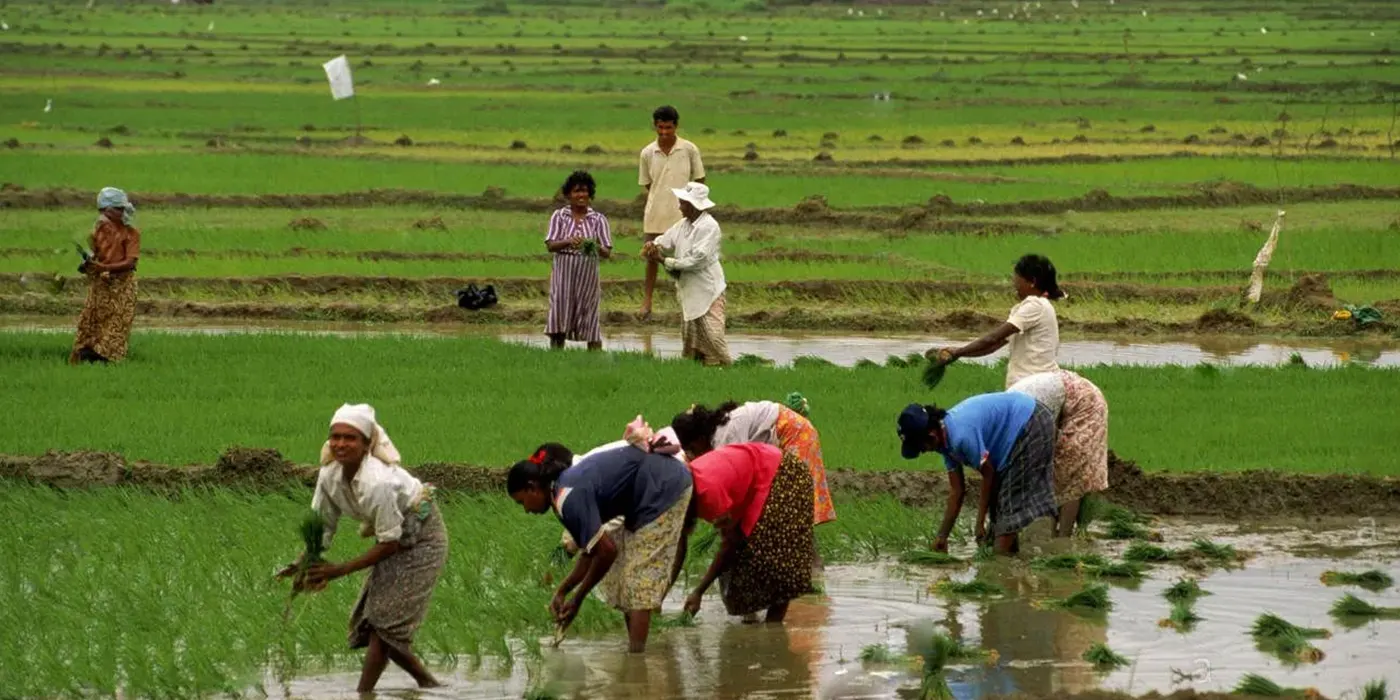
[1246,210,1286,304]
[322,55,355,100]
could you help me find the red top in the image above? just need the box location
[688,443,782,537]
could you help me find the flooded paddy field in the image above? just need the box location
[268,518,1400,700]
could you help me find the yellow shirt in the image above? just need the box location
[639,137,706,234]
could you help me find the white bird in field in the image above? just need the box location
[207,21,214,31]
[1260,27,1267,34]
[1108,0,1114,5]
[977,9,983,16]
[1236,72,1248,81]
[1141,9,1147,16]
[848,7,854,14]
[427,78,440,86]
[739,35,748,41]
[1,21,8,30]
[992,8,999,14]
[44,99,52,113]
[1071,0,1079,8]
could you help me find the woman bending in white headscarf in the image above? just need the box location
[278,403,448,692]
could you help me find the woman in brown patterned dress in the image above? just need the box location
[682,443,814,623]
[70,187,141,365]
[1008,370,1109,537]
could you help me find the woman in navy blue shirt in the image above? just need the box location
[898,391,1058,555]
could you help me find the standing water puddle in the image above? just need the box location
[5,318,1399,368]
[268,519,1400,699]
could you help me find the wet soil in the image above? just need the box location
[3,183,1397,223]
[5,450,1399,518]
[265,516,1400,699]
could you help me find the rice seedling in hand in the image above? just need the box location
[1158,601,1202,631]
[1123,541,1175,562]
[1320,569,1394,592]
[1163,577,1209,604]
[931,577,1004,598]
[1082,642,1129,670]
[899,550,963,567]
[859,643,899,664]
[921,360,947,389]
[1329,593,1400,623]
[1041,583,1112,613]
[578,239,599,257]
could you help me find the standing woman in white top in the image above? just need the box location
[1007,370,1110,537]
[930,254,1064,388]
[279,404,448,693]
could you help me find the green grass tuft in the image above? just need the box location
[859,643,898,664]
[1088,561,1146,580]
[1163,601,1202,630]
[899,550,963,567]
[1163,577,1209,604]
[1361,679,1390,700]
[1082,642,1130,669]
[1123,542,1175,562]
[1190,537,1239,561]
[932,578,1005,598]
[1044,583,1113,612]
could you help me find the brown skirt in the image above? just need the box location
[718,451,815,616]
[70,272,137,363]
[348,506,449,655]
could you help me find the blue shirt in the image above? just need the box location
[553,445,692,554]
[939,392,1036,474]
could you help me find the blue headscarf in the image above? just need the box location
[97,187,135,226]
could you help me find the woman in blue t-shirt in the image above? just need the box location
[897,391,1058,555]
[507,443,693,653]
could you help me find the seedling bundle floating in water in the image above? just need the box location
[1321,569,1394,592]
[1040,583,1112,613]
[1250,613,1329,664]
[1329,593,1400,624]
[899,550,963,567]
[1082,642,1129,670]
[930,576,1004,598]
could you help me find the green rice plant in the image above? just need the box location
[1361,679,1390,700]
[1252,613,1330,641]
[904,352,926,367]
[578,239,599,257]
[652,612,697,629]
[1041,583,1112,613]
[1081,642,1129,670]
[1123,542,1175,563]
[885,354,910,369]
[1232,673,1308,697]
[733,353,775,368]
[899,550,963,567]
[1031,552,1108,571]
[1320,569,1394,592]
[855,358,881,370]
[1087,561,1146,580]
[859,643,898,664]
[921,361,947,389]
[906,631,962,700]
[972,545,996,563]
[1163,577,1209,604]
[1190,537,1240,562]
[1102,518,1150,540]
[1159,601,1202,631]
[793,355,836,369]
[1329,593,1400,622]
[931,578,1005,598]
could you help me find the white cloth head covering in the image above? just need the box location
[97,187,135,226]
[320,403,402,466]
[671,181,715,211]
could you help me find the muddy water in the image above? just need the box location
[5,318,1399,368]
[270,519,1400,700]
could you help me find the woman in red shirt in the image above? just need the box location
[681,443,815,623]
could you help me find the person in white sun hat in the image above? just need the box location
[642,181,732,366]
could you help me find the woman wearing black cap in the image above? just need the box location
[928,254,1065,389]
[896,391,1058,555]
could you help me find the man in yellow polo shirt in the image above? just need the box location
[638,105,705,320]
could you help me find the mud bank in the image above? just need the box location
[2,183,1395,222]
[5,450,1398,518]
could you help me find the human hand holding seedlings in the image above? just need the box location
[683,592,703,616]
[926,347,956,365]
[932,537,950,554]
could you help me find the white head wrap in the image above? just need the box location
[321,403,402,466]
[97,187,135,226]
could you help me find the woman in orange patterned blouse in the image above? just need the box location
[71,187,140,364]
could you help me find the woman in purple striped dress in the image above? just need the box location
[546,171,613,350]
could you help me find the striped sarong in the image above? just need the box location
[988,402,1058,537]
[545,208,611,343]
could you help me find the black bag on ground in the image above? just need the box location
[456,284,499,310]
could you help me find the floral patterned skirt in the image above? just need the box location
[596,488,693,612]
[775,406,837,525]
[718,451,815,616]
[1053,370,1110,505]
[348,504,449,655]
[70,273,137,363]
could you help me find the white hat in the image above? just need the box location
[671,181,715,211]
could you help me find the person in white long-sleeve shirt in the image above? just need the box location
[642,181,732,366]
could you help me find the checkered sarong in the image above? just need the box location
[989,402,1058,537]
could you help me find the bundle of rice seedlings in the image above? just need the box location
[900,550,963,567]
[1191,537,1239,562]
[1321,569,1394,592]
[1252,612,1330,641]
[1233,673,1298,696]
[289,512,327,594]
[911,633,960,700]
[1330,593,1400,621]
[579,239,600,257]
[1043,583,1112,612]
[1082,642,1129,669]
[1088,561,1145,580]
[548,542,572,569]
[922,360,947,389]
[691,527,719,559]
[1102,518,1149,540]
[973,545,995,562]
[1163,577,1209,604]
[1158,601,1202,631]
[1032,552,1108,571]
[931,577,1004,598]
[1360,679,1389,700]
[1123,541,1175,563]
[859,643,898,664]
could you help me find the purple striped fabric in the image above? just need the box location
[545,207,612,342]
